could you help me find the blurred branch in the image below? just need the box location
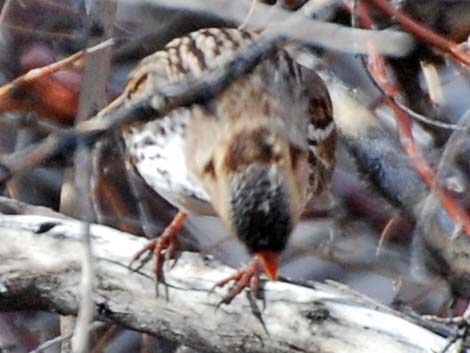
[413,110,470,297]
[121,0,415,56]
[0,33,285,185]
[0,0,13,43]
[68,2,116,353]
[29,322,105,353]
[0,213,455,353]
[0,39,114,118]
[350,2,470,236]
[346,0,462,131]
[0,195,69,218]
[361,0,470,65]
[309,59,429,216]
[0,34,429,223]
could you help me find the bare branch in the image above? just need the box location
[0,213,456,353]
[413,110,470,297]
[29,322,105,353]
[312,60,429,216]
[0,40,429,223]
[69,2,116,353]
[0,195,69,218]
[121,0,415,56]
[361,0,470,65]
[0,33,285,185]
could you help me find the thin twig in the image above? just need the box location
[29,322,105,353]
[352,1,470,236]
[0,34,285,185]
[90,325,121,353]
[3,113,68,134]
[71,147,95,353]
[71,3,115,353]
[0,0,13,43]
[345,0,464,131]
[0,38,114,115]
[361,0,470,65]
[376,214,399,256]
[238,0,257,29]
[5,24,82,40]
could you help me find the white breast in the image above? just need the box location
[126,110,214,215]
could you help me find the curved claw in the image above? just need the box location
[212,256,270,332]
[246,289,269,335]
[128,239,157,272]
[166,235,181,268]
[214,256,263,307]
[128,211,187,298]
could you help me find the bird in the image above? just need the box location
[119,27,336,304]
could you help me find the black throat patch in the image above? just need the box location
[230,165,293,254]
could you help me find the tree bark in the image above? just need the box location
[0,213,454,353]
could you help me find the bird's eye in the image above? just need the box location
[203,159,216,178]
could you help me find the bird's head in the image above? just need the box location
[188,116,310,280]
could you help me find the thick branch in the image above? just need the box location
[124,0,414,56]
[311,60,429,216]
[0,213,454,353]
[0,34,284,185]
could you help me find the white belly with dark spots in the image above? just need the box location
[126,112,213,215]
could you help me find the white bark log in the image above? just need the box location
[0,214,453,353]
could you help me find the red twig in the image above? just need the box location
[361,0,470,66]
[0,50,84,101]
[355,2,470,235]
[389,100,470,235]
[0,39,113,123]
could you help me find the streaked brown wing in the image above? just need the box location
[123,28,255,102]
[299,65,336,198]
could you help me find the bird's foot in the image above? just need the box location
[212,255,269,331]
[214,256,265,306]
[129,211,187,297]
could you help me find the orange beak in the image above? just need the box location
[257,251,281,280]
